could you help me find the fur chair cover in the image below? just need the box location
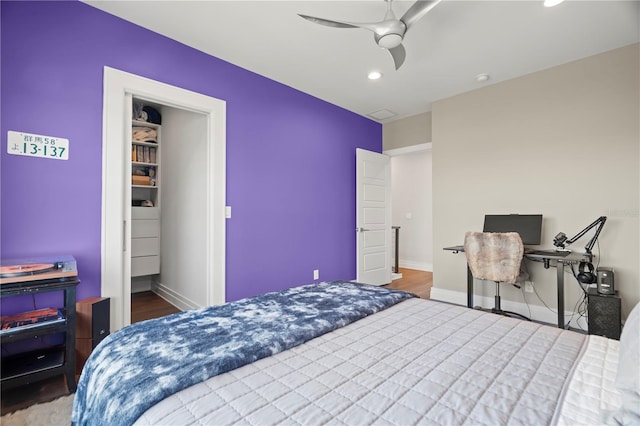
[464,232,524,284]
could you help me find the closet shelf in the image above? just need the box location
[132,119,160,129]
[132,141,158,147]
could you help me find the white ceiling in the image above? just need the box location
[84,1,639,122]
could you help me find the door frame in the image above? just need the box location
[102,67,226,332]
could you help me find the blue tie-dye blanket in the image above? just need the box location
[71,281,414,425]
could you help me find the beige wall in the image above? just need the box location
[383,111,432,150]
[432,43,639,321]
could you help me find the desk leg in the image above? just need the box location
[557,262,564,329]
[467,264,473,309]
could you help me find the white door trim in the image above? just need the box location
[383,142,432,157]
[101,67,226,332]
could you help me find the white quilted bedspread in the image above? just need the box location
[555,335,621,425]
[136,298,594,426]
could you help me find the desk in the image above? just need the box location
[443,246,590,329]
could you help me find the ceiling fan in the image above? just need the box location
[298,0,442,70]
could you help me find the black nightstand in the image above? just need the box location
[1,277,79,392]
[588,288,621,340]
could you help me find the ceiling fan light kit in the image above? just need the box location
[299,0,443,70]
[378,33,403,49]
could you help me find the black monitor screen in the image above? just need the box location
[483,214,543,245]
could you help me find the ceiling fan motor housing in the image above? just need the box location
[374,20,406,48]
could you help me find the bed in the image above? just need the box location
[71,281,639,425]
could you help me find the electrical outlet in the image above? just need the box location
[525,282,534,293]
[313,269,319,280]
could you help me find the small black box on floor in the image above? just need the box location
[588,288,621,340]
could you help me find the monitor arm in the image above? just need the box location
[553,216,607,261]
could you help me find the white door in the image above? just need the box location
[356,148,391,286]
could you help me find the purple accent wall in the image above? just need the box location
[0,1,381,315]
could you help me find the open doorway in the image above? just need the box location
[385,143,433,297]
[101,67,226,332]
[129,99,211,322]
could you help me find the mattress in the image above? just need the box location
[554,335,621,425]
[72,282,414,425]
[135,298,604,426]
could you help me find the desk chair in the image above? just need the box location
[464,231,530,321]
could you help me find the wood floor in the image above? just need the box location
[384,267,433,299]
[0,268,432,415]
[131,290,181,324]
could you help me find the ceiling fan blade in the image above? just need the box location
[388,44,406,70]
[299,14,387,35]
[400,0,442,30]
[298,14,360,29]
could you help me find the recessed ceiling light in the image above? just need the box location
[476,73,490,83]
[368,71,383,80]
[544,0,565,7]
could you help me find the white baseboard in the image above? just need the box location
[398,260,433,272]
[430,287,588,330]
[151,282,200,312]
[429,287,468,306]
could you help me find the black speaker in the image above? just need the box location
[77,297,110,346]
[577,261,596,284]
[588,288,621,340]
[596,268,615,295]
[76,297,110,374]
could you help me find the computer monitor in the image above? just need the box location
[483,214,543,245]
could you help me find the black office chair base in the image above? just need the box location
[490,283,531,321]
[491,308,531,321]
